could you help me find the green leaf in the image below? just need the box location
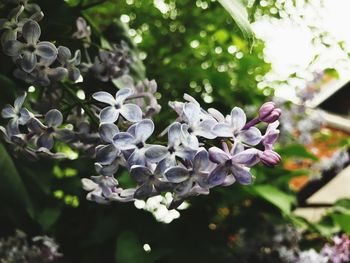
[331,214,350,234]
[0,143,34,218]
[278,144,318,161]
[217,0,254,42]
[37,207,61,231]
[252,185,296,214]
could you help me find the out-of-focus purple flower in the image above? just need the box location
[212,107,262,146]
[258,150,281,167]
[321,234,350,263]
[259,102,282,123]
[72,17,91,40]
[1,92,32,136]
[93,88,142,123]
[113,119,154,166]
[208,143,259,186]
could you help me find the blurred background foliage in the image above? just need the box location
[0,0,349,262]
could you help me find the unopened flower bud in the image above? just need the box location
[259,102,282,123]
[258,150,281,167]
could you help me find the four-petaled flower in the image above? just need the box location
[93,88,142,123]
[1,92,31,136]
[113,119,154,166]
[4,20,57,73]
[164,148,213,197]
[212,107,262,146]
[208,143,260,186]
[27,109,75,150]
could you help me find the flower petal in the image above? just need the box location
[99,123,119,143]
[232,165,252,185]
[115,88,133,104]
[230,107,246,132]
[99,106,119,123]
[27,117,45,133]
[36,41,58,60]
[208,164,228,186]
[92,91,116,105]
[208,147,231,164]
[212,123,232,137]
[113,132,135,150]
[183,102,200,124]
[193,148,210,172]
[95,144,119,165]
[145,145,168,162]
[120,103,142,122]
[168,122,182,146]
[14,92,27,110]
[231,148,259,167]
[45,109,63,127]
[57,45,71,63]
[164,166,189,183]
[135,119,154,142]
[196,119,217,139]
[22,20,41,44]
[1,105,16,118]
[134,183,153,199]
[3,40,24,57]
[21,51,37,73]
[130,165,152,184]
[37,133,54,150]
[237,127,262,146]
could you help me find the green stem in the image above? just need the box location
[61,83,99,126]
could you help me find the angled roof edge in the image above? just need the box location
[306,77,350,108]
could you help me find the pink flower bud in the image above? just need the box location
[258,102,282,123]
[258,150,281,167]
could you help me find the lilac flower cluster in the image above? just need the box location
[81,92,282,208]
[0,0,282,209]
[0,230,62,263]
[0,2,81,86]
[321,234,350,263]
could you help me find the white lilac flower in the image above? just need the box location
[180,102,218,149]
[0,127,38,161]
[81,175,135,204]
[145,122,196,169]
[3,20,58,73]
[113,119,154,166]
[92,88,142,123]
[208,142,260,186]
[57,46,81,82]
[261,121,280,150]
[212,107,262,146]
[0,6,24,46]
[1,92,32,136]
[164,148,214,197]
[14,57,67,86]
[27,109,75,150]
[130,164,173,199]
[95,123,121,165]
